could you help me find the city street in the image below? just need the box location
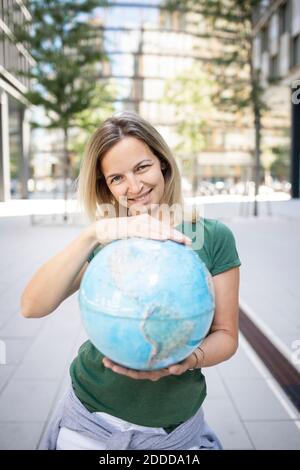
[0,198,299,449]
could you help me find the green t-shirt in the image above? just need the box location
[70,218,241,433]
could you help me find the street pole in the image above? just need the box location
[253,108,261,217]
[291,81,300,199]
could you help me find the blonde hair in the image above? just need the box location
[77,111,197,223]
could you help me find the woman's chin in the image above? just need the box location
[128,202,150,215]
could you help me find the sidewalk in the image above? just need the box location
[203,198,300,369]
[205,198,300,449]
[0,198,299,449]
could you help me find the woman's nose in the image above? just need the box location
[126,174,143,195]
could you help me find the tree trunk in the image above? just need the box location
[192,153,198,197]
[63,128,69,222]
[253,105,261,217]
[249,34,261,217]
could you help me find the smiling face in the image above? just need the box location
[101,137,165,213]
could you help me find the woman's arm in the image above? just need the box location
[193,266,240,367]
[20,226,98,318]
[21,214,190,319]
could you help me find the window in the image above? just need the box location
[262,26,268,52]
[260,0,271,13]
[279,1,289,35]
[270,54,279,77]
[292,34,300,66]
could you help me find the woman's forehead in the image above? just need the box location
[101,137,156,175]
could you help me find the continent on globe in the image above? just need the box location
[79,238,215,370]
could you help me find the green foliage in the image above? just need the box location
[166,0,261,22]
[163,64,214,154]
[269,146,290,180]
[166,0,263,116]
[12,0,111,131]
[70,82,117,172]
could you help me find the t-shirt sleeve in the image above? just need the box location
[210,221,241,276]
[87,251,95,263]
[87,244,102,263]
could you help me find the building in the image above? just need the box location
[252,0,300,197]
[0,0,34,201]
[129,8,253,190]
[30,14,113,194]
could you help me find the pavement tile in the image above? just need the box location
[223,378,293,421]
[217,345,272,380]
[13,313,82,380]
[0,365,16,392]
[1,338,32,365]
[227,215,300,357]
[244,420,300,450]
[0,422,45,450]
[0,314,44,338]
[0,378,58,422]
[203,396,254,449]
[203,368,228,398]
[0,311,14,331]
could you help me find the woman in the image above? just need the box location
[21,111,241,450]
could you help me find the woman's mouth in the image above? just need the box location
[128,188,153,203]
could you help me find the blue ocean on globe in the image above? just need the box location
[79,238,215,370]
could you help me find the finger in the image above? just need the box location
[130,221,192,246]
[149,369,171,381]
[168,359,190,375]
[147,229,190,246]
[183,237,192,246]
[103,357,171,380]
[184,236,192,246]
[110,364,141,379]
[124,369,170,381]
[167,228,191,245]
[115,368,141,379]
[168,364,184,375]
[104,359,147,380]
[122,369,168,381]
[171,230,192,246]
[102,357,120,369]
[103,358,131,375]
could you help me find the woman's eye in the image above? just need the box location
[111,175,122,184]
[110,165,150,184]
[137,165,150,172]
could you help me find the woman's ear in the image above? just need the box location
[160,161,167,174]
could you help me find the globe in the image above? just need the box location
[79,238,215,371]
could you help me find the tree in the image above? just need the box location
[166,0,265,215]
[70,81,117,176]
[162,64,214,196]
[270,146,290,182]
[12,0,111,218]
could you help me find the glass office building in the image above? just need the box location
[0,0,32,200]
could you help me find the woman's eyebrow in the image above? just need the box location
[107,159,152,179]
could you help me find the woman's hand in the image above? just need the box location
[102,351,199,381]
[94,213,192,246]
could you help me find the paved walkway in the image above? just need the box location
[0,198,299,449]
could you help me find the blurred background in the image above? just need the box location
[0,0,299,451]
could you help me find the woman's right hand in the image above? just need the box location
[93,214,192,246]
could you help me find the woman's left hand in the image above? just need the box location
[102,353,198,381]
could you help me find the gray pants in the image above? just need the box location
[40,384,223,450]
